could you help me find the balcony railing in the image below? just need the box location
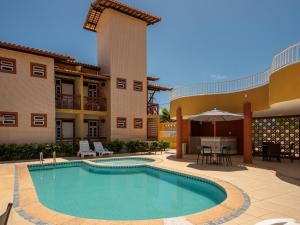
[171,42,300,100]
[84,97,107,111]
[56,94,81,110]
[148,103,159,115]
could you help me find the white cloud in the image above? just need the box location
[210,74,227,80]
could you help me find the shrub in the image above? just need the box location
[125,141,149,153]
[103,140,124,153]
[0,142,74,161]
[149,141,159,153]
[125,141,138,153]
[158,140,170,151]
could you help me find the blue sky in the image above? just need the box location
[1,0,300,109]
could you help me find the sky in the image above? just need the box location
[1,0,300,110]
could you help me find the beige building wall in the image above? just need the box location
[0,49,56,144]
[96,9,147,141]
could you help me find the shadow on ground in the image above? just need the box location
[166,154,248,172]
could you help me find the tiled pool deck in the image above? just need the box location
[0,151,300,225]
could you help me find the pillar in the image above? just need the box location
[243,102,253,163]
[176,107,183,159]
[79,75,84,111]
[79,76,84,140]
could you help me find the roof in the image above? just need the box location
[147,76,159,81]
[0,41,73,61]
[148,84,172,91]
[55,68,109,80]
[84,0,161,32]
[59,60,101,71]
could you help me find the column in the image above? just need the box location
[243,102,253,163]
[176,107,183,159]
[79,75,84,111]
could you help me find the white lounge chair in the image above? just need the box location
[255,218,298,225]
[94,142,113,156]
[77,141,96,158]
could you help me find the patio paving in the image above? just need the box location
[0,151,299,225]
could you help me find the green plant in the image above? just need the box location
[103,140,124,153]
[149,141,159,154]
[0,142,74,161]
[125,141,138,153]
[160,107,175,122]
[159,140,170,152]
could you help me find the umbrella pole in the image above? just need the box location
[214,121,216,137]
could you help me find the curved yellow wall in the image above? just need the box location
[269,63,300,105]
[170,62,300,117]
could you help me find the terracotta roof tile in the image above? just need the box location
[0,41,73,60]
[84,0,161,32]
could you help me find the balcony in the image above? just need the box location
[55,94,81,110]
[148,103,159,115]
[84,97,107,111]
[171,42,300,100]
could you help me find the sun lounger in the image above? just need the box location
[94,142,113,156]
[77,140,96,158]
[0,203,12,225]
[255,218,298,225]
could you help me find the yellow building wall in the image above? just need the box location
[158,122,177,148]
[0,49,56,144]
[269,63,300,105]
[170,84,270,117]
[96,9,147,141]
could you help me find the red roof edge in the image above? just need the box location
[0,41,74,61]
[147,76,159,81]
[147,84,172,91]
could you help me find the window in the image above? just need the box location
[31,113,47,127]
[0,112,18,127]
[133,81,143,92]
[134,118,143,128]
[55,79,61,96]
[56,120,62,139]
[31,63,47,78]
[116,78,126,89]
[0,57,16,74]
[88,120,98,138]
[116,117,126,128]
[88,83,98,98]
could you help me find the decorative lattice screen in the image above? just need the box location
[252,116,300,158]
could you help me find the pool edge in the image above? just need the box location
[17,159,249,225]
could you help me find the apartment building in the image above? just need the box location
[0,0,171,144]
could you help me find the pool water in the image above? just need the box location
[92,157,154,165]
[29,164,226,220]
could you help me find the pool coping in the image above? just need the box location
[14,158,250,225]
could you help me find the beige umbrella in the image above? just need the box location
[190,108,243,137]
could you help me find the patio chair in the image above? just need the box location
[77,140,96,158]
[219,146,232,166]
[197,145,212,165]
[269,143,281,162]
[0,203,12,225]
[262,142,273,161]
[93,142,113,156]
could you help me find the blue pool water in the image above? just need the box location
[29,164,226,220]
[92,157,154,165]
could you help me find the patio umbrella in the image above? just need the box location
[190,108,243,137]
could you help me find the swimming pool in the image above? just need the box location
[92,157,155,165]
[29,163,226,220]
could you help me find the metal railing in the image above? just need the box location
[271,42,300,72]
[55,94,81,109]
[171,42,300,100]
[84,97,107,111]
